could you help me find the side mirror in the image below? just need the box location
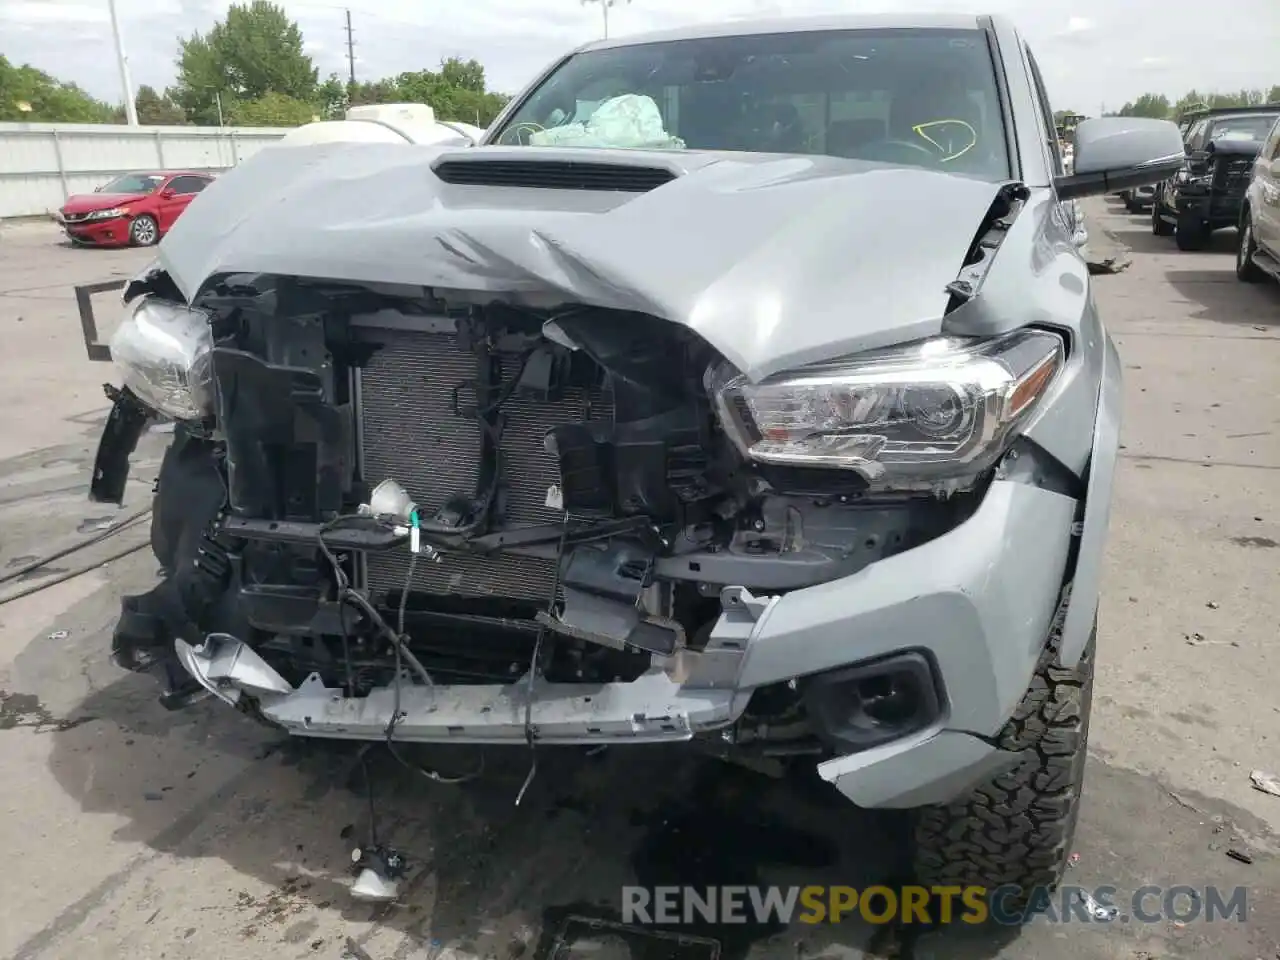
[1055,117,1186,201]
[160,188,176,198]
[93,185,103,192]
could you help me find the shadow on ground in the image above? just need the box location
[23,632,1036,959]
[1090,195,1249,259]
[1164,269,1280,328]
[1100,216,1240,258]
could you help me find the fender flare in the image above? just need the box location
[1059,331,1122,666]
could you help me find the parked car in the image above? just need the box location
[56,170,215,247]
[91,13,1182,907]
[1237,113,1280,282]
[1152,105,1280,250]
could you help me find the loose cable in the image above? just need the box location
[515,511,571,806]
[0,538,149,607]
[316,511,481,786]
[0,505,152,587]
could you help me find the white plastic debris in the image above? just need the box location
[529,95,686,150]
[47,629,69,641]
[1076,889,1118,921]
[1249,770,1280,798]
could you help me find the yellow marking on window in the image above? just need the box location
[912,119,978,162]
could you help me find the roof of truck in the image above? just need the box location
[579,12,988,52]
[1181,103,1280,123]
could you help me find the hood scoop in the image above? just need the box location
[432,157,677,193]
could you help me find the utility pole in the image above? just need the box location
[345,9,357,89]
[582,0,630,39]
[107,0,138,125]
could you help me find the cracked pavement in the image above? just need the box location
[0,201,1277,960]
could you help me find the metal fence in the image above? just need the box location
[0,122,289,219]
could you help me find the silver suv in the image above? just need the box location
[1238,114,1280,282]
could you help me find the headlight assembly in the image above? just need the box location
[707,329,1064,489]
[85,207,126,220]
[108,295,215,421]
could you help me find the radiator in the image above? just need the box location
[359,327,611,602]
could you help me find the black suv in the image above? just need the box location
[1153,105,1280,250]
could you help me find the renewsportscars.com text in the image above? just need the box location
[621,885,1248,926]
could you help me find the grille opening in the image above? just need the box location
[359,328,612,604]
[433,159,677,192]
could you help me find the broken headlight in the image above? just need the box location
[708,329,1063,487]
[109,294,215,421]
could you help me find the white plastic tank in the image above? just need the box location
[272,103,482,148]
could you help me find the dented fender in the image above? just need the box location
[1059,331,1123,666]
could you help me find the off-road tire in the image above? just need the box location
[912,595,1095,908]
[1175,213,1211,251]
[1151,201,1174,237]
[1237,210,1265,282]
[129,214,159,247]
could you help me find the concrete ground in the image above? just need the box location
[0,201,1277,960]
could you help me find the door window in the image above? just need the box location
[1185,120,1209,152]
[167,175,210,195]
[1265,118,1280,161]
[1024,47,1063,176]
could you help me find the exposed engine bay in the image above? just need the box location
[97,255,1065,765]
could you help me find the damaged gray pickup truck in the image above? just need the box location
[90,14,1184,902]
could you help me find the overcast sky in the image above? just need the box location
[2,0,1278,115]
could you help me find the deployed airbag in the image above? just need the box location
[529,95,687,150]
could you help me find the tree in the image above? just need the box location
[1117,93,1170,119]
[317,73,348,120]
[172,1,317,124]
[228,91,318,126]
[135,85,187,125]
[0,55,116,123]
[347,78,403,108]
[395,58,510,126]
[1270,86,1280,105]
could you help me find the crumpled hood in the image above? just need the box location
[158,142,1008,382]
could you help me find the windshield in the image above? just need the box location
[1208,115,1279,141]
[491,28,1011,181]
[100,173,166,194]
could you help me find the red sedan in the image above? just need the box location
[56,170,215,248]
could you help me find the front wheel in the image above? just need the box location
[912,608,1094,909]
[1237,214,1265,282]
[129,214,159,247]
[1175,213,1211,251]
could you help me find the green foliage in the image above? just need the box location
[395,59,511,126]
[1116,88,1280,121]
[0,55,116,123]
[317,74,349,120]
[135,85,187,125]
[1117,93,1171,119]
[343,58,509,127]
[227,91,319,126]
[173,1,317,125]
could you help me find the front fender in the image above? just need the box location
[1059,330,1122,666]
